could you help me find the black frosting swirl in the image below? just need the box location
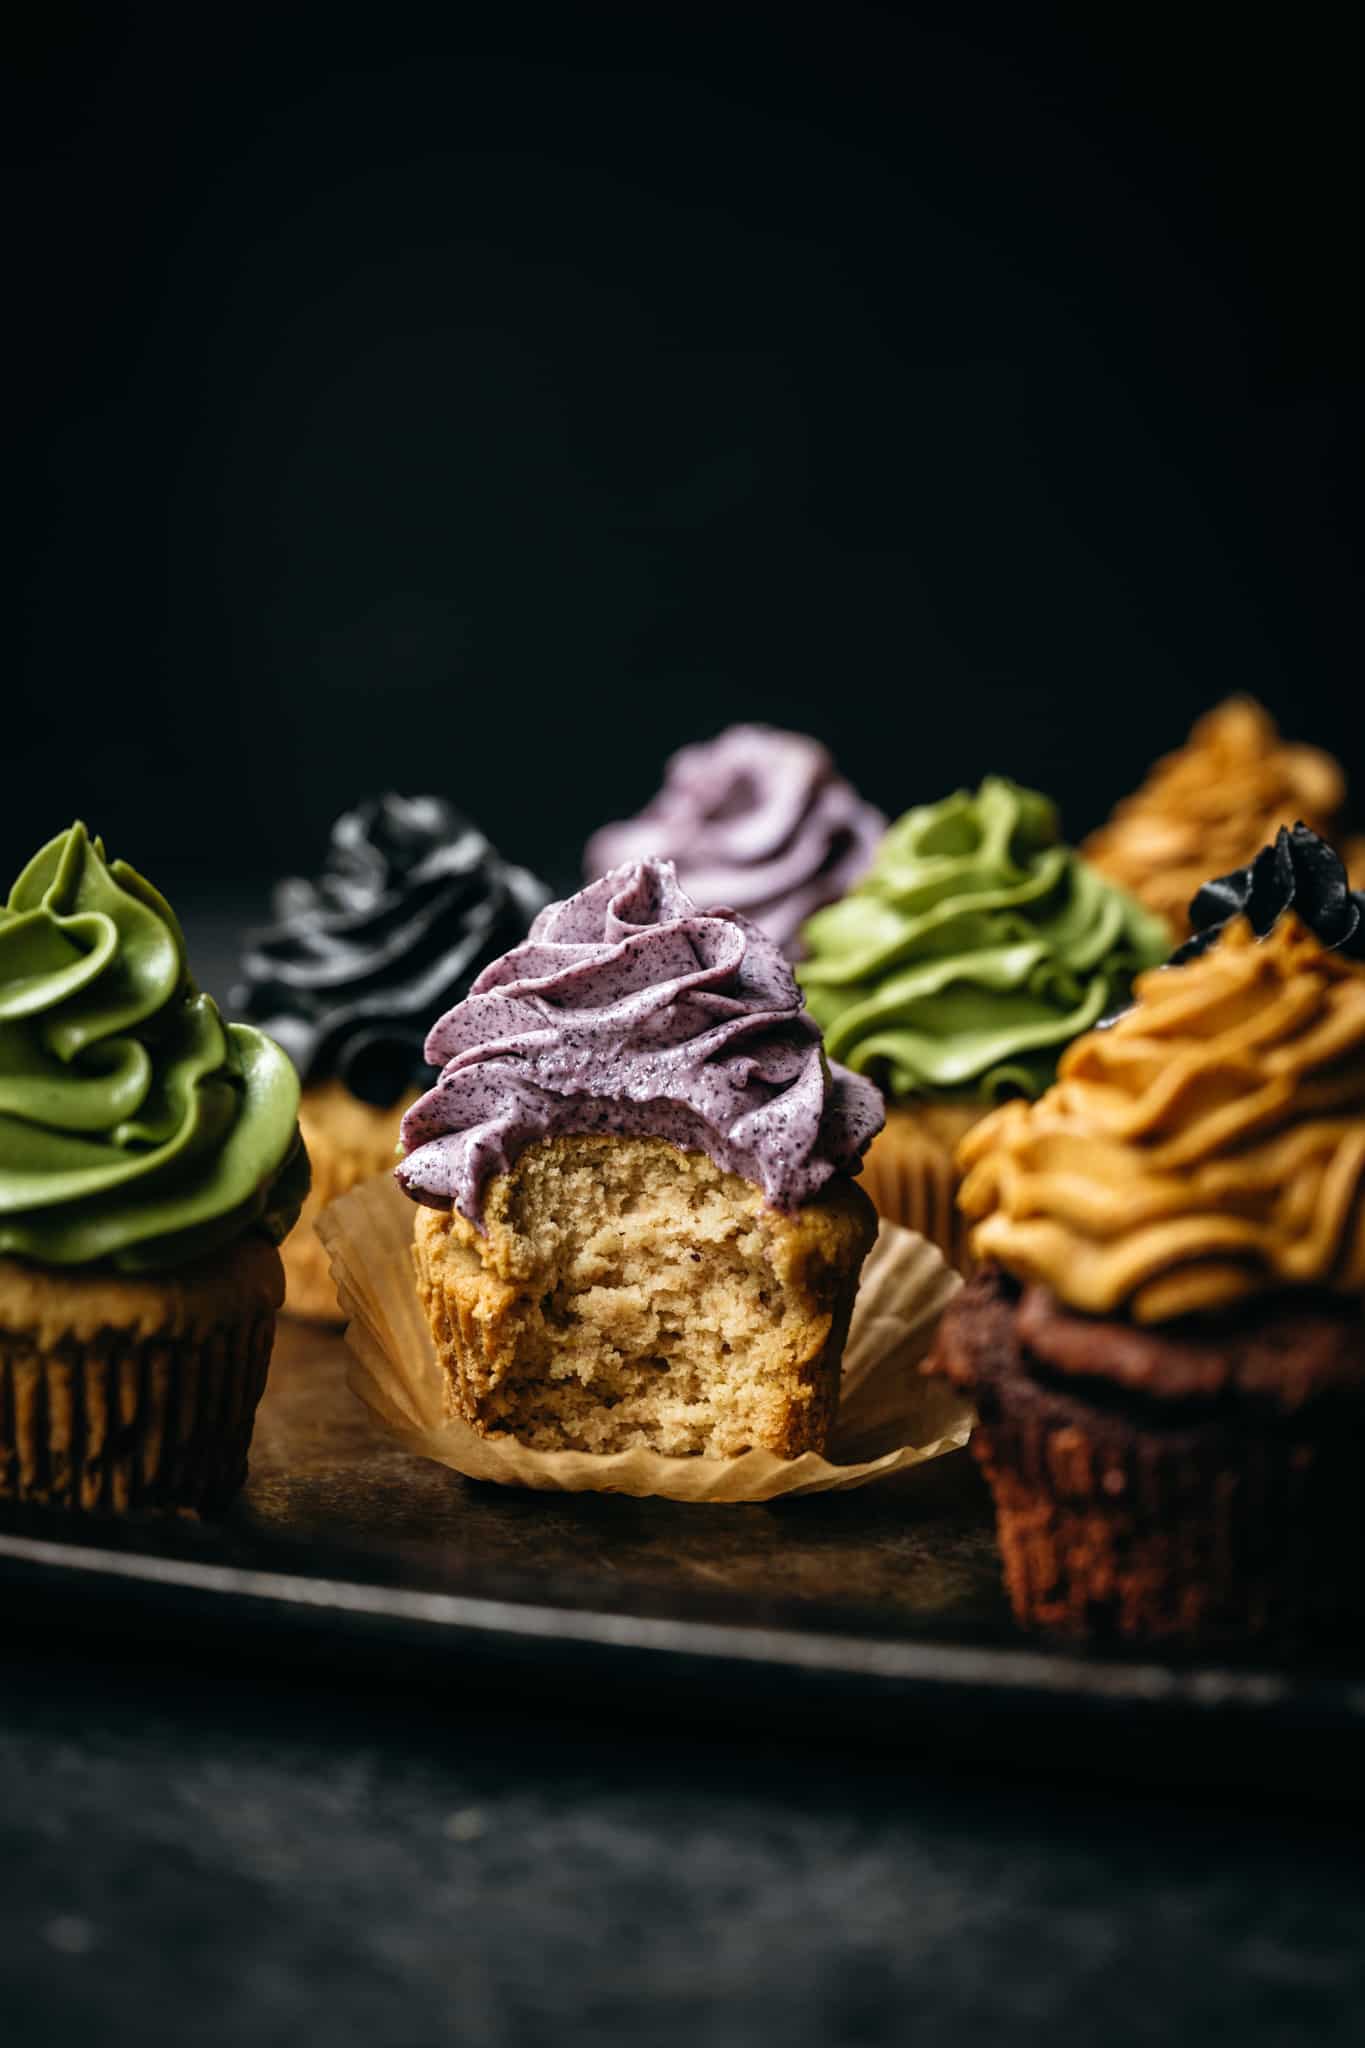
[1172,823,1365,965]
[234,795,550,1106]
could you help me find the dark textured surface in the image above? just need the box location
[5,903,1365,2040]
[237,1324,1001,1623]
[4,1329,1365,2043]
[3,1637,1365,2048]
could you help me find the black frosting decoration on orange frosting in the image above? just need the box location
[234,795,550,1107]
[1172,823,1365,964]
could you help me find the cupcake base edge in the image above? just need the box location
[0,1236,284,1516]
[931,1266,1365,1646]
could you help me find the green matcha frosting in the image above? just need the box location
[797,778,1170,1103]
[0,824,308,1271]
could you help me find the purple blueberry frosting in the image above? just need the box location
[396,859,884,1226]
[583,725,885,959]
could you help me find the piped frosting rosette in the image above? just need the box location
[397,858,884,1225]
[236,794,549,1108]
[959,914,1365,1323]
[1174,821,1365,964]
[584,725,884,959]
[0,824,306,1270]
[1083,697,1350,936]
[798,778,1170,1103]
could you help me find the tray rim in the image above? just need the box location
[4,1525,1363,1728]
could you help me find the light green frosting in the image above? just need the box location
[0,824,308,1271]
[797,778,1170,1103]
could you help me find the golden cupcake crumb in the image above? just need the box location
[411,1134,876,1457]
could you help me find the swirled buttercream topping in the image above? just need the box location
[1174,823,1365,964]
[0,824,306,1271]
[797,779,1168,1104]
[1083,698,1349,937]
[959,915,1365,1323]
[584,725,884,958]
[235,795,550,1108]
[396,859,884,1224]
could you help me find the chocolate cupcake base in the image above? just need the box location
[932,1267,1365,1644]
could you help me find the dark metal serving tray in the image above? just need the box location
[3,1325,1364,1780]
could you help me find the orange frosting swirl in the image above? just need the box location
[1083,698,1348,936]
[958,914,1365,1322]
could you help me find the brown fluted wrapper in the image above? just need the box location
[975,1385,1365,1646]
[932,1269,1365,1644]
[286,1080,414,1321]
[857,1104,987,1274]
[0,1235,284,1515]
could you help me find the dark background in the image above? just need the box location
[9,3,1363,917]
[6,20,1365,2038]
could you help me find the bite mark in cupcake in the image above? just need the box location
[396,860,883,1458]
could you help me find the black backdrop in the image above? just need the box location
[10,4,1362,901]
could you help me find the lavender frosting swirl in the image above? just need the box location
[583,725,885,958]
[397,859,884,1224]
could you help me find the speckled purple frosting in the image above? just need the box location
[583,725,885,959]
[396,859,884,1225]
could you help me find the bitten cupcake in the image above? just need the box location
[0,824,307,1513]
[583,724,884,959]
[797,779,1167,1269]
[395,860,883,1458]
[236,794,548,1320]
[1083,696,1358,938]
[931,826,1365,1644]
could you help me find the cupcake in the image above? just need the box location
[931,826,1365,1644]
[0,824,308,1513]
[395,860,883,1458]
[236,794,548,1320]
[584,723,884,959]
[797,778,1168,1269]
[1082,696,1358,938]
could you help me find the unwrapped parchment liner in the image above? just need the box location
[317,1172,972,1501]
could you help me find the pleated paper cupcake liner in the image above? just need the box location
[318,1171,973,1502]
[858,1105,986,1275]
[284,1082,413,1323]
[970,1363,1365,1644]
[0,1312,276,1515]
